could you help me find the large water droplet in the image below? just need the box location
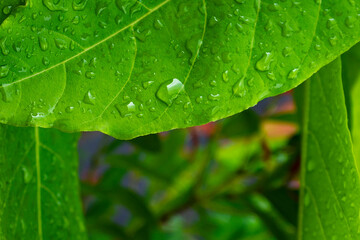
[0,83,16,102]
[233,79,246,97]
[43,0,68,11]
[256,52,273,71]
[38,36,48,51]
[116,102,136,117]
[115,0,136,14]
[83,90,95,105]
[54,38,68,50]
[156,78,184,106]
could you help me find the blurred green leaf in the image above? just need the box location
[220,110,260,138]
[244,194,295,240]
[298,58,360,239]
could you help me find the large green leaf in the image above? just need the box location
[298,59,360,239]
[1,0,360,139]
[0,125,86,240]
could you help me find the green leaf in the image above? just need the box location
[342,43,360,170]
[0,0,25,23]
[0,125,86,239]
[1,0,360,139]
[298,58,360,239]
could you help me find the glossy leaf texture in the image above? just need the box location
[298,59,360,239]
[0,125,86,240]
[1,0,360,139]
[342,43,360,171]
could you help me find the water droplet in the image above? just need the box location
[38,36,48,51]
[0,65,10,78]
[307,160,315,172]
[280,22,294,37]
[63,105,74,113]
[0,83,15,102]
[288,68,299,80]
[222,70,229,82]
[329,36,337,46]
[22,166,32,183]
[85,71,96,79]
[116,102,136,117]
[186,34,203,64]
[267,3,280,12]
[142,81,154,89]
[156,78,184,106]
[233,79,246,97]
[115,0,136,14]
[327,18,336,29]
[2,5,12,15]
[0,37,9,56]
[256,52,273,71]
[72,0,88,11]
[153,19,164,30]
[54,38,67,50]
[83,90,95,105]
[196,96,203,103]
[345,16,356,28]
[208,93,220,101]
[208,16,219,27]
[42,57,50,66]
[43,0,68,11]
[282,47,292,57]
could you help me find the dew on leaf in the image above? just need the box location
[233,79,246,97]
[222,70,229,82]
[156,78,184,106]
[22,166,32,184]
[38,36,48,51]
[43,0,68,12]
[256,52,273,72]
[65,106,74,113]
[72,0,88,11]
[116,102,136,117]
[2,5,12,15]
[288,68,300,80]
[42,57,50,66]
[0,65,10,78]
[54,38,68,50]
[115,0,136,14]
[327,18,337,29]
[83,90,96,105]
[85,71,95,79]
[0,84,16,103]
[208,94,220,101]
[0,37,9,56]
[153,19,164,30]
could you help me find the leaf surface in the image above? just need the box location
[342,43,360,171]
[0,125,86,240]
[1,0,360,139]
[298,58,360,239]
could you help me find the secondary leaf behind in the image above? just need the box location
[298,58,360,239]
[0,125,86,240]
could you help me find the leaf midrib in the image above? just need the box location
[0,0,171,89]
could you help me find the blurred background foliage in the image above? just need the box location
[78,91,300,240]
